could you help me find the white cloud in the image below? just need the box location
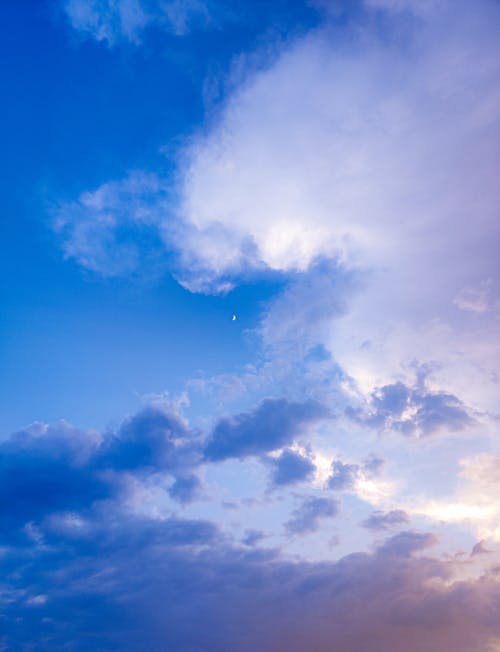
[454,279,495,314]
[53,171,168,276]
[64,0,212,45]
[171,0,500,418]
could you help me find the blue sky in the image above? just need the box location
[1,0,301,431]
[2,1,500,650]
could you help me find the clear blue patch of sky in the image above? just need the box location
[0,0,328,435]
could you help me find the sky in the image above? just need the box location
[1,0,500,649]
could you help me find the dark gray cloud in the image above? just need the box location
[268,449,316,487]
[362,509,410,531]
[347,381,473,436]
[204,398,328,462]
[285,496,339,535]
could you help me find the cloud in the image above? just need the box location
[328,459,360,491]
[363,0,434,13]
[63,0,213,46]
[0,421,108,531]
[98,406,195,471]
[241,528,267,546]
[347,379,474,436]
[256,261,354,356]
[423,453,500,542]
[2,416,500,650]
[454,279,494,314]
[204,398,328,461]
[268,449,316,487]
[4,513,500,651]
[285,496,339,535]
[472,540,493,557]
[176,0,499,287]
[376,530,437,557]
[170,0,500,432]
[0,406,201,538]
[362,509,410,531]
[55,1,500,427]
[363,454,385,477]
[168,473,202,503]
[53,172,168,277]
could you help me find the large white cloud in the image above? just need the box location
[177,1,499,279]
[173,0,500,414]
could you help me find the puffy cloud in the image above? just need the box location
[204,398,328,461]
[98,406,195,471]
[173,0,500,432]
[362,509,410,531]
[56,1,500,426]
[328,459,360,491]
[376,530,437,558]
[0,406,199,538]
[176,0,499,286]
[347,379,474,436]
[268,449,316,487]
[2,415,500,650]
[3,515,500,651]
[55,0,500,429]
[0,421,108,531]
[168,473,202,503]
[285,496,339,535]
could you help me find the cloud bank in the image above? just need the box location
[2,418,500,652]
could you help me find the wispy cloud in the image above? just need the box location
[63,0,214,46]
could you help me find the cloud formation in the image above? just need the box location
[53,172,167,277]
[348,379,474,436]
[204,398,328,461]
[362,509,410,531]
[1,395,500,650]
[328,459,360,491]
[0,406,200,539]
[3,498,500,652]
[285,496,339,535]
[268,448,316,487]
